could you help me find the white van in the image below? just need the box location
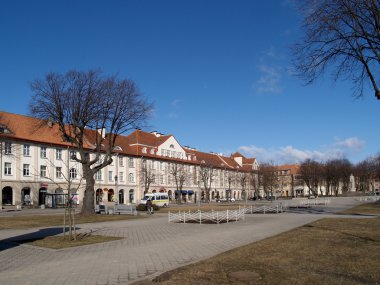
[140,193,169,207]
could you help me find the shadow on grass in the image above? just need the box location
[0,227,79,252]
[286,207,379,217]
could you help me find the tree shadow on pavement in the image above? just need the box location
[0,227,79,252]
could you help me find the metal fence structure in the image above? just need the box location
[356,196,380,202]
[168,208,246,224]
[168,204,288,224]
[283,198,332,208]
[243,203,286,214]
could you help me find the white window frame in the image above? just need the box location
[4,162,11,175]
[128,173,134,183]
[95,170,102,181]
[23,164,30,176]
[4,142,12,155]
[40,165,47,177]
[56,149,62,160]
[70,168,77,179]
[129,158,134,168]
[23,144,30,156]
[40,146,47,158]
[56,167,62,178]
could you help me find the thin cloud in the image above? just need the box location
[168,99,181,119]
[239,137,365,164]
[254,65,282,94]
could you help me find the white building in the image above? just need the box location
[0,111,258,208]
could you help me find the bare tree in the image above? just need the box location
[236,171,249,202]
[293,0,380,99]
[224,169,235,201]
[250,170,262,199]
[199,162,214,203]
[260,162,279,200]
[354,155,380,193]
[140,159,156,195]
[300,159,323,197]
[169,163,187,204]
[29,70,152,215]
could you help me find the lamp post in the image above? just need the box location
[197,180,201,208]
[114,175,118,204]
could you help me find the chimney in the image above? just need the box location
[97,128,106,139]
[151,131,161,137]
[47,118,53,128]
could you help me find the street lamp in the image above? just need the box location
[114,175,118,204]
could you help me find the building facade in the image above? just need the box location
[0,111,258,208]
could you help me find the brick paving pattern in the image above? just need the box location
[0,197,374,285]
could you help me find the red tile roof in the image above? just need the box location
[0,111,257,171]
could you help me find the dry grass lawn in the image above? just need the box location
[340,201,380,215]
[134,206,380,284]
[0,213,144,229]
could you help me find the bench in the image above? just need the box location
[114,204,137,215]
[95,204,108,214]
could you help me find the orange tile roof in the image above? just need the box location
[275,164,300,175]
[0,111,79,148]
[0,111,257,171]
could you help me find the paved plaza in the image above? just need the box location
[0,197,377,285]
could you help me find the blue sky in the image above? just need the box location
[1,0,379,164]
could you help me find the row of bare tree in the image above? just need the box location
[300,155,380,197]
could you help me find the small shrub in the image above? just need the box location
[136,204,160,211]
[136,204,146,211]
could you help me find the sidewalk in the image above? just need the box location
[0,197,373,285]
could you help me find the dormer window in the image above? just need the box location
[150,149,155,155]
[0,125,11,134]
[142,147,147,154]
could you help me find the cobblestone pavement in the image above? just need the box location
[0,197,375,285]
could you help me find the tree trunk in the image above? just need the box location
[81,174,95,215]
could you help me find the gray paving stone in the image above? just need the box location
[0,197,376,285]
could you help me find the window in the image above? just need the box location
[70,168,77,179]
[56,149,62,160]
[23,144,30,156]
[152,161,156,169]
[161,149,164,156]
[109,171,113,182]
[142,147,147,153]
[4,162,11,175]
[128,173,134,183]
[56,167,62,178]
[119,172,124,182]
[95,170,102,181]
[129,158,134,168]
[170,144,174,149]
[160,175,164,184]
[40,165,47,177]
[40,146,47,158]
[119,157,124,167]
[70,150,77,160]
[160,162,164,170]
[150,149,155,155]
[4,142,12,154]
[152,174,156,184]
[23,164,30,176]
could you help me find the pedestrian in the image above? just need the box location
[146,198,154,214]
